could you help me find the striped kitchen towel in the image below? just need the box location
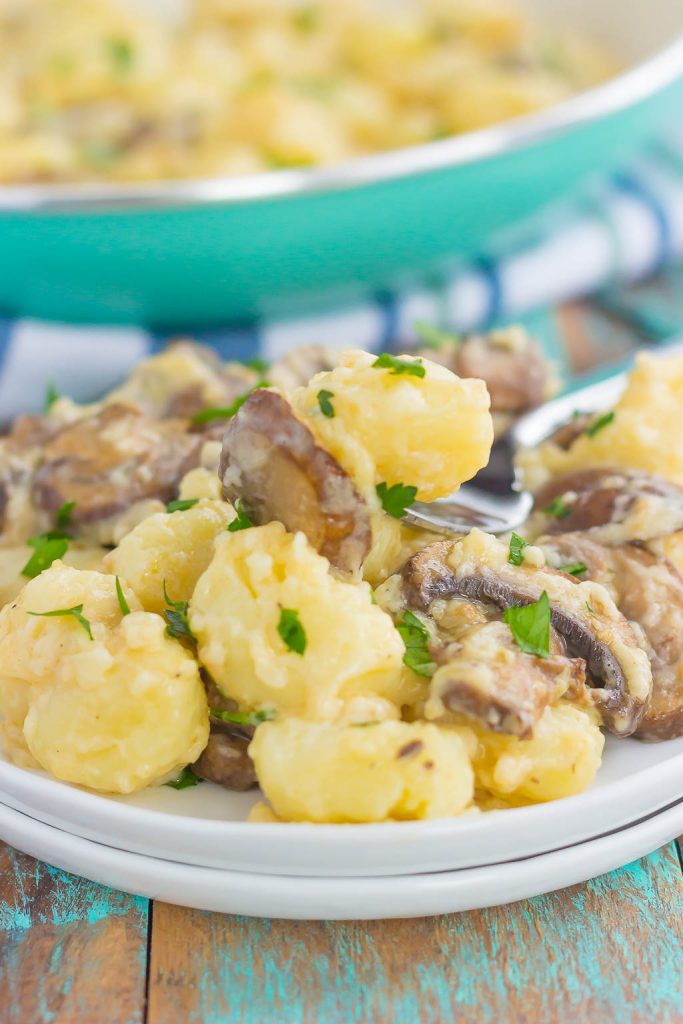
[1,136,683,418]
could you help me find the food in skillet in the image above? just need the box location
[0,336,681,824]
[0,0,617,184]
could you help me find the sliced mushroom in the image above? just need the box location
[402,532,652,735]
[543,534,683,741]
[268,344,340,394]
[192,730,257,791]
[220,389,371,575]
[194,674,258,789]
[429,619,585,738]
[546,414,593,451]
[415,327,550,425]
[534,468,683,543]
[32,403,202,528]
[107,341,258,421]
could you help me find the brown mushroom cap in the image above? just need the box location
[534,468,683,541]
[451,332,548,415]
[542,534,683,741]
[220,389,371,575]
[430,619,585,738]
[192,729,257,790]
[402,536,652,735]
[32,403,202,526]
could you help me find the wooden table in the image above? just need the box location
[2,279,683,1023]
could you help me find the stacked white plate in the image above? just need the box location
[1,735,682,919]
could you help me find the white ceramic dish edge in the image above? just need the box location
[1,796,682,920]
[1,736,682,877]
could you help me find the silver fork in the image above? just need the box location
[402,369,630,536]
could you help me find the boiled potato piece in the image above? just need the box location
[250,719,474,822]
[520,352,683,491]
[190,522,416,719]
[292,349,493,502]
[104,498,234,614]
[0,563,208,793]
[472,703,604,803]
[0,544,105,610]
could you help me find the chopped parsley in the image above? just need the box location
[277,608,307,655]
[244,357,270,374]
[28,604,93,640]
[586,602,594,614]
[21,533,69,580]
[543,496,572,520]
[162,581,196,643]
[371,353,426,379]
[227,497,253,533]
[165,766,202,790]
[396,611,435,677]
[502,591,550,659]
[586,411,615,438]
[167,498,199,514]
[414,321,461,350]
[351,721,381,728]
[558,562,588,577]
[191,381,269,425]
[106,36,135,73]
[210,708,275,727]
[115,576,131,617]
[44,381,60,412]
[292,5,318,31]
[508,532,529,567]
[56,500,76,531]
[376,481,418,519]
[317,389,335,418]
[81,140,122,169]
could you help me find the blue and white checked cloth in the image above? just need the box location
[2,136,683,418]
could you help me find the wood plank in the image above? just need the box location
[147,844,683,1024]
[0,842,148,1024]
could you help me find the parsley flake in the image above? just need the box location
[191,381,269,425]
[115,576,131,617]
[167,498,199,514]
[210,708,275,727]
[228,498,253,533]
[558,562,588,577]
[544,496,572,520]
[376,481,418,518]
[21,533,69,579]
[508,532,529,567]
[162,581,196,643]
[44,381,60,412]
[414,321,461,350]
[317,389,335,418]
[396,610,435,677]
[502,592,550,659]
[293,5,318,31]
[351,721,381,728]
[372,353,426,378]
[56,500,76,530]
[165,766,202,790]
[106,36,135,73]
[81,140,122,169]
[586,602,594,614]
[28,603,93,640]
[277,608,307,655]
[586,411,615,438]
[244,357,270,374]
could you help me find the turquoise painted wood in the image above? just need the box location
[2,841,678,1023]
[0,79,681,328]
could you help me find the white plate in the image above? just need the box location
[1,796,682,920]
[2,735,683,877]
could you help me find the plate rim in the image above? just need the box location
[1,738,682,876]
[1,795,682,919]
